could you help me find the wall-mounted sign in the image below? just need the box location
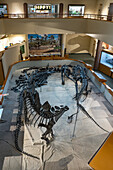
[34,5,51,10]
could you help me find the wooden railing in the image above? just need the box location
[0,13,113,21]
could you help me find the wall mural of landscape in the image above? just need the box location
[28,34,61,56]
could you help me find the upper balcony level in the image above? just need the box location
[1,13,113,46]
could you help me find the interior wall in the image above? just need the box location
[0,34,26,51]
[0,20,5,34]
[0,38,9,51]
[95,0,113,15]
[66,34,92,54]
[0,0,97,14]
[2,41,27,77]
[89,37,97,57]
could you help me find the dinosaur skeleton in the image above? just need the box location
[61,64,109,136]
[12,65,69,147]
[12,64,108,156]
[23,89,69,143]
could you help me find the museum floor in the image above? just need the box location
[0,60,113,170]
[69,53,95,66]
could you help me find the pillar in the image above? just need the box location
[93,40,102,70]
[61,34,66,57]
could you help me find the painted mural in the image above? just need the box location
[28,34,61,56]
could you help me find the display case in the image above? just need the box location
[68,4,85,16]
[100,50,113,67]
[0,4,8,17]
[99,50,113,77]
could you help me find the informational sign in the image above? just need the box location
[34,5,51,10]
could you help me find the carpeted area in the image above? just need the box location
[68,53,95,66]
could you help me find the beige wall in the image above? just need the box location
[0,34,26,51]
[0,20,5,34]
[95,0,113,15]
[2,41,27,77]
[86,19,113,46]
[2,18,86,34]
[0,37,9,51]
[0,0,97,14]
[66,34,92,54]
[89,37,97,57]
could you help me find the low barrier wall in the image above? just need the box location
[0,59,113,107]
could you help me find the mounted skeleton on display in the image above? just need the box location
[61,64,109,137]
[12,65,69,152]
[12,64,108,158]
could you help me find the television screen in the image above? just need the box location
[0,4,7,15]
[69,5,85,16]
[28,34,61,56]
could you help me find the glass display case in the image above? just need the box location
[100,50,113,68]
[68,5,85,16]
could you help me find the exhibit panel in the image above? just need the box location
[28,4,59,18]
[28,34,62,57]
[100,50,113,67]
[0,4,8,17]
[99,50,113,77]
[68,4,85,16]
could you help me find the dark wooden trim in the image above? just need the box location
[68,4,85,6]
[23,3,28,18]
[1,60,5,80]
[93,40,102,70]
[59,3,63,18]
[102,49,113,55]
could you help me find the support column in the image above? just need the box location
[61,34,66,57]
[59,3,63,18]
[23,3,28,18]
[107,3,113,21]
[25,34,29,58]
[93,40,102,70]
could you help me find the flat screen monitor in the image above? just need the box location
[69,5,85,16]
[100,51,113,68]
[0,4,7,15]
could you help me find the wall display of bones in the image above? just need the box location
[11,64,109,160]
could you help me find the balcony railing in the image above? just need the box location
[0,13,113,21]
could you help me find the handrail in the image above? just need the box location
[0,13,113,21]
